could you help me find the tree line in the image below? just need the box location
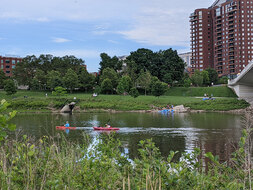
[0,48,227,96]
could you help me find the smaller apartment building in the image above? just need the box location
[0,56,22,77]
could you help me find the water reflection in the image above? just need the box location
[12,112,243,162]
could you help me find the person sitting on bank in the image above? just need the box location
[64,121,70,128]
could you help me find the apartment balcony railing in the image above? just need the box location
[230,69,235,73]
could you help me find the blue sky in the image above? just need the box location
[0,0,213,72]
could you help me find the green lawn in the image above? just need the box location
[0,90,249,112]
[165,86,237,97]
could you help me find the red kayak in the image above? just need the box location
[56,126,77,130]
[93,127,119,131]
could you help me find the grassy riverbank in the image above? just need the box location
[0,88,249,112]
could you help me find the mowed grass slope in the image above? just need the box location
[0,87,249,111]
[165,86,237,97]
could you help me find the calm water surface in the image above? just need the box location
[12,112,243,161]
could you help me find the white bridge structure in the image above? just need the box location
[228,60,253,104]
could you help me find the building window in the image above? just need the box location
[12,60,16,64]
[5,60,10,64]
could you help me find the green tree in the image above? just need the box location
[183,78,192,87]
[151,81,168,97]
[0,100,16,141]
[127,48,185,83]
[127,48,154,75]
[116,76,132,95]
[129,87,139,98]
[201,70,210,86]
[191,70,203,87]
[206,68,218,85]
[101,79,113,94]
[219,76,228,84]
[137,70,152,96]
[159,49,185,83]
[63,68,79,93]
[0,69,7,89]
[46,71,63,90]
[99,53,123,72]
[52,86,67,96]
[4,79,17,95]
[99,67,118,88]
[13,55,39,87]
[78,68,95,92]
[34,69,47,90]
[30,78,40,90]
[163,73,173,85]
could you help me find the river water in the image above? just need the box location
[12,112,243,161]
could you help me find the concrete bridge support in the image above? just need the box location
[228,61,253,105]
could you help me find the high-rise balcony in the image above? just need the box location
[216,45,223,50]
[216,28,222,32]
[190,12,197,17]
[230,69,235,73]
[228,16,234,20]
[216,24,222,28]
[217,66,223,70]
[229,60,235,64]
[229,47,235,52]
[190,17,198,22]
[228,6,237,13]
[229,65,235,68]
[229,56,235,60]
[228,25,234,29]
[217,37,222,42]
[229,43,234,46]
[228,29,234,33]
[228,21,234,25]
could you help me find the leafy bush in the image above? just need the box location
[52,86,67,96]
[0,99,16,141]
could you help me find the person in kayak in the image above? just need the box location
[105,123,111,128]
[64,121,70,128]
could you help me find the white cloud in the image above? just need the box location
[44,49,100,58]
[118,0,214,47]
[0,0,139,22]
[52,37,71,43]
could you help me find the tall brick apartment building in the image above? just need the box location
[0,55,22,77]
[190,0,253,78]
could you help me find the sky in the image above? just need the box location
[0,0,214,72]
